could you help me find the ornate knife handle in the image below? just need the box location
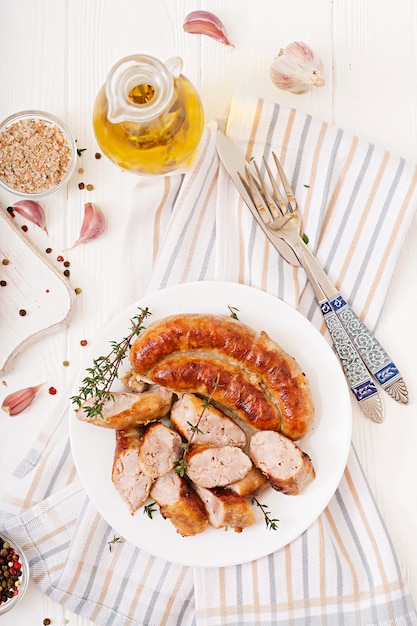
[296,246,384,422]
[298,240,408,405]
[329,294,407,403]
[319,298,383,422]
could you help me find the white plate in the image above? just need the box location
[69,281,352,568]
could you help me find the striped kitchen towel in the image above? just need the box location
[1,92,417,625]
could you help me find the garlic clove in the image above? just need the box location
[270,41,325,95]
[72,202,106,247]
[183,10,234,47]
[12,199,48,233]
[2,383,43,416]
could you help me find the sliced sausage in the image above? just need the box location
[150,469,208,536]
[227,464,269,497]
[195,486,256,532]
[138,422,182,478]
[170,393,247,448]
[130,313,314,440]
[185,444,252,488]
[249,430,315,495]
[75,387,173,429]
[111,427,153,514]
[121,368,149,393]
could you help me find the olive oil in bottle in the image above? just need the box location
[92,55,204,176]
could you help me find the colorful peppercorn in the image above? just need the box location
[0,537,24,607]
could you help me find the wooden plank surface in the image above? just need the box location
[0,1,416,623]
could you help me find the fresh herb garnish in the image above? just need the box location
[143,502,157,519]
[174,373,223,477]
[108,535,121,551]
[228,305,239,319]
[70,307,151,419]
[251,497,280,531]
[302,232,309,245]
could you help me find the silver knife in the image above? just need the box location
[215,130,403,420]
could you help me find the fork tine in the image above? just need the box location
[251,161,282,219]
[272,152,297,212]
[243,166,273,225]
[262,158,288,215]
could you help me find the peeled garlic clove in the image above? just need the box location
[270,41,325,95]
[72,202,106,247]
[2,383,43,416]
[13,200,48,233]
[183,10,234,47]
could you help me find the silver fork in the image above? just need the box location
[243,154,408,420]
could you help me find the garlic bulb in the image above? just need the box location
[270,42,325,95]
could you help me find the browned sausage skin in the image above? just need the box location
[131,314,314,439]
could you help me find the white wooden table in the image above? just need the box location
[1,1,416,623]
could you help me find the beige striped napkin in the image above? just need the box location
[1,92,417,625]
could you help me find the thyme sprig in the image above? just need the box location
[228,305,239,319]
[251,497,280,531]
[108,535,121,551]
[143,502,157,519]
[173,373,223,477]
[70,307,151,419]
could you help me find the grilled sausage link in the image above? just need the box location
[131,314,314,439]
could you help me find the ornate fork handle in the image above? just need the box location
[284,237,384,422]
[294,238,408,404]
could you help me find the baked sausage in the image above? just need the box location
[111,427,153,514]
[150,469,208,536]
[138,422,182,478]
[195,485,256,532]
[249,430,315,495]
[75,387,173,429]
[130,314,313,440]
[185,444,252,488]
[170,393,247,448]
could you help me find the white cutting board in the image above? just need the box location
[0,205,73,371]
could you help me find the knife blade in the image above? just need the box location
[216,130,300,267]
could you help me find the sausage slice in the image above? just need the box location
[150,469,208,536]
[185,444,252,488]
[249,430,315,495]
[195,486,256,532]
[170,393,247,448]
[138,422,182,478]
[75,387,173,429]
[111,427,153,514]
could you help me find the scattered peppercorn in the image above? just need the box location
[2,259,9,265]
[0,280,6,287]
[95,152,102,159]
[78,167,84,174]
[0,536,24,608]
[63,269,70,277]
[78,182,85,190]
[48,387,57,395]
[43,619,51,625]
[19,309,27,316]
[86,184,94,191]
[45,247,52,254]
[57,255,64,262]
[63,260,70,267]
[21,224,28,232]
[6,206,13,214]
[74,287,82,295]
[80,339,88,346]
[62,360,70,367]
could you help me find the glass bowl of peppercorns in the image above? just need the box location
[0,110,77,198]
[0,531,29,614]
